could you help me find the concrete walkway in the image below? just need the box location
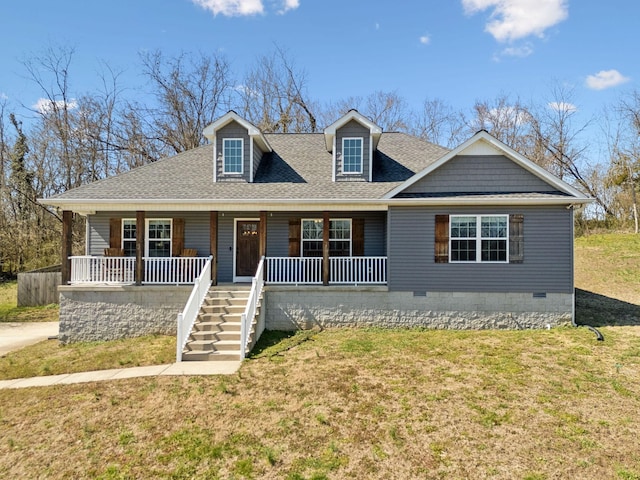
[0,361,241,390]
[0,321,59,356]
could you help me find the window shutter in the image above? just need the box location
[434,215,449,263]
[172,218,185,257]
[509,214,524,264]
[288,219,301,257]
[352,218,365,256]
[109,218,122,250]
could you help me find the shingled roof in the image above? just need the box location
[44,132,449,203]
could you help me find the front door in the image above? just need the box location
[235,220,260,281]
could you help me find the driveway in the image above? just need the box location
[0,322,59,356]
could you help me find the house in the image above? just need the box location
[41,110,591,360]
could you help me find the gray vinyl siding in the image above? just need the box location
[87,212,211,257]
[388,205,573,293]
[253,142,264,180]
[215,121,251,182]
[402,155,560,194]
[264,211,387,257]
[335,120,370,182]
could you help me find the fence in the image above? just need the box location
[17,270,62,306]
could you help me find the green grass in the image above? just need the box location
[0,281,59,322]
[0,335,176,380]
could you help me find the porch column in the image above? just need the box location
[259,211,267,257]
[135,211,145,286]
[210,211,218,286]
[61,210,73,285]
[323,211,330,286]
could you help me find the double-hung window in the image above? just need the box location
[301,219,352,257]
[147,219,172,257]
[122,219,137,257]
[342,138,363,174]
[450,215,508,263]
[223,138,243,174]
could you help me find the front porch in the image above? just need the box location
[67,255,388,286]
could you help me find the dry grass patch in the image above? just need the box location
[1,327,639,479]
[0,335,175,380]
[0,280,58,322]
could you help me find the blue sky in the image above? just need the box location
[1,0,638,134]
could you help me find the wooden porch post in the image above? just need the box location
[61,210,73,285]
[210,211,218,286]
[135,211,145,286]
[259,211,267,257]
[322,211,330,286]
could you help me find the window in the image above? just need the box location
[342,138,363,174]
[147,219,172,258]
[122,219,136,257]
[301,219,352,257]
[223,138,243,174]
[450,215,507,263]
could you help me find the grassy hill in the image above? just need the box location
[0,232,638,479]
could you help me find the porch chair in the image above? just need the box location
[102,248,128,282]
[180,248,198,257]
[179,249,198,282]
[104,248,124,256]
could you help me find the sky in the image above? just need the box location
[1,0,638,141]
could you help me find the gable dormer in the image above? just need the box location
[324,110,382,182]
[203,111,272,183]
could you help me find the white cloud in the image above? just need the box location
[0,92,8,101]
[191,0,264,16]
[462,0,568,42]
[548,101,577,112]
[32,98,78,114]
[585,69,630,90]
[278,0,299,13]
[419,35,431,45]
[500,44,533,58]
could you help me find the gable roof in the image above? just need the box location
[383,130,591,201]
[203,110,272,153]
[323,110,382,151]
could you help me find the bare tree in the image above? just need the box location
[239,46,317,133]
[136,50,234,154]
[411,98,466,147]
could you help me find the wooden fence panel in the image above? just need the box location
[17,272,62,306]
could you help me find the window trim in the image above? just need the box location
[341,137,363,174]
[300,218,353,257]
[145,218,173,258]
[222,138,244,175]
[449,214,509,264]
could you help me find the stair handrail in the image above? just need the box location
[176,255,213,362]
[240,256,265,359]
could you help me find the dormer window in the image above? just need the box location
[223,138,244,174]
[342,138,363,174]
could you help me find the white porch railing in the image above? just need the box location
[70,256,136,284]
[265,257,323,284]
[68,256,208,285]
[265,256,387,285]
[143,257,209,285]
[176,256,213,362]
[241,256,265,359]
[330,256,387,285]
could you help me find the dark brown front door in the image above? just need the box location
[236,220,260,278]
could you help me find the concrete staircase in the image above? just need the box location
[181,286,257,361]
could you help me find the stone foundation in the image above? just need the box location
[264,287,573,331]
[58,285,192,343]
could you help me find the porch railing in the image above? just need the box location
[144,257,209,285]
[70,256,136,284]
[176,255,213,362]
[265,257,322,284]
[330,256,387,285]
[265,256,387,285]
[240,256,265,359]
[68,256,207,285]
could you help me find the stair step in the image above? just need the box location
[201,305,246,314]
[193,321,241,332]
[198,313,242,323]
[182,350,242,362]
[204,297,249,307]
[190,330,241,342]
